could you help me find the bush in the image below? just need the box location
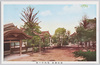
[73,50,96,61]
[63,39,68,45]
[33,47,39,53]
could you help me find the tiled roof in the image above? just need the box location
[41,31,51,36]
[4,23,32,40]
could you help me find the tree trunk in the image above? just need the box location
[32,47,34,53]
[85,42,88,50]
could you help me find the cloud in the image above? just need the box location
[40,10,52,16]
[63,5,82,12]
[58,5,83,15]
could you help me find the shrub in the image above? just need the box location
[73,50,96,61]
[33,47,39,53]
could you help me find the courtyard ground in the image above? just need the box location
[9,47,84,61]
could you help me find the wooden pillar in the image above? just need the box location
[14,42,15,48]
[19,40,22,56]
[10,40,11,54]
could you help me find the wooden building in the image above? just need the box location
[4,23,32,55]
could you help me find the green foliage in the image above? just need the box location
[33,47,39,52]
[52,28,70,46]
[31,36,42,47]
[54,28,66,37]
[23,22,41,36]
[41,42,50,48]
[70,33,78,44]
[74,17,96,43]
[81,4,88,8]
[73,50,96,61]
[52,28,68,46]
[42,33,50,49]
[76,26,86,42]
[21,7,42,48]
[76,26,96,42]
[52,35,57,43]
[63,38,68,45]
[90,27,96,41]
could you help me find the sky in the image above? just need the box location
[4,4,96,35]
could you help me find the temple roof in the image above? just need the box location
[4,23,32,40]
[41,31,50,35]
[70,32,76,37]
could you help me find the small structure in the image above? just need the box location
[40,31,52,46]
[4,23,32,56]
[33,31,53,49]
[33,31,52,44]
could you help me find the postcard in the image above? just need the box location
[0,1,99,64]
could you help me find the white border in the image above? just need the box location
[1,1,99,4]
[1,1,99,64]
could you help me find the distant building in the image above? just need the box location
[70,32,76,37]
[39,31,52,46]
[86,18,96,29]
[21,26,53,47]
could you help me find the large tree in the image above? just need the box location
[53,28,66,47]
[80,15,89,29]
[75,15,96,49]
[20,7,42,52]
